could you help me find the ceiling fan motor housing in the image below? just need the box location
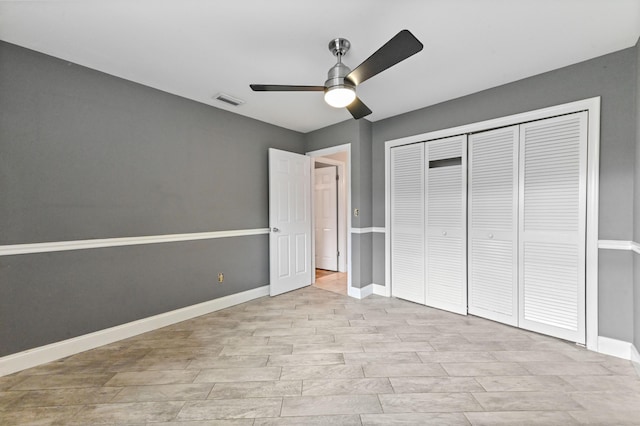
[325,38,354,91]
[324,62,354,91]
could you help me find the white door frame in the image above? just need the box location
[385,97,601,351]
[313,158,347,272]
[307,144,353,295]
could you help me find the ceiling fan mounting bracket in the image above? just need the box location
[328,38,350,58]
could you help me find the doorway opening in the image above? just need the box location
[307,144,351,296]
[314,269,348,295]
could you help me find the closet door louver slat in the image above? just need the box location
[518,112,587,344]
[468,126,519,326]
[425,136,467,315]
[390,143,425,304]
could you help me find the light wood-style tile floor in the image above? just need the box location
[313,269,347,295]
[1,286,640,425]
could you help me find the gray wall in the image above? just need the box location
[1,237,267,355]
[355,121,373,288]
[634,38,640,349]
[357,120,373,229]
[372,233,385,285]
[305,120,360,222]
[371,47,638,342]
[0,41,305,356]
[599,250,635,341]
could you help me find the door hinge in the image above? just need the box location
[337,251,340,257]
[336,174,339,181]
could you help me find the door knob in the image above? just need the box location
[272,227,280,232]
[442,231,447,236]
[488,233,494,239]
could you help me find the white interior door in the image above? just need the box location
[468,126,519,326]
[314,166,338,271]
[269,148,312,296]
[425,136,467,315]
[518,112,587,344]
[390,143,425,304]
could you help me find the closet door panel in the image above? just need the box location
[425,136,467,315]
[468,127,519,326]
[390,143,425,304]
[518,112,587,344]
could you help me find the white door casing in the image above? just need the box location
[306,144,352,293]
[388,115,588,340]
[425,136,468,315]
[269,148,312,296]
[314,166,338,271]
[518,112,587,344]
[468,126,519,326]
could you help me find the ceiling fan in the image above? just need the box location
[250,30,423,120]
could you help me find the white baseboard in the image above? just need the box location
[0,285,269,377]
[372,284,387,296]
[597,336,634,360]
[348,284,387,299]
[348,284,373,299]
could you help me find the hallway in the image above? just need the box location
[313,269,348,296]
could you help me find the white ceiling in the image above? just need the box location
[1,0,639,133]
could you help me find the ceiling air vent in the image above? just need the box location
[214,93,245,107]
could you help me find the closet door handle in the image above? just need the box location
[488,233,494,239]
[442,231,447,236]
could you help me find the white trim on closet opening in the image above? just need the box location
[384,96,600,351]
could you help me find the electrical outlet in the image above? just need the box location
[217,273,224,283]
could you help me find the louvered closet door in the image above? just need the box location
[468,127,519,326]
[425,135,467,315]
[519,112,587,344]
[390,143,425,304]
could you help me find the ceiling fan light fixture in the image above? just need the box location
[250,30,423,119]
[324,85,356,108]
